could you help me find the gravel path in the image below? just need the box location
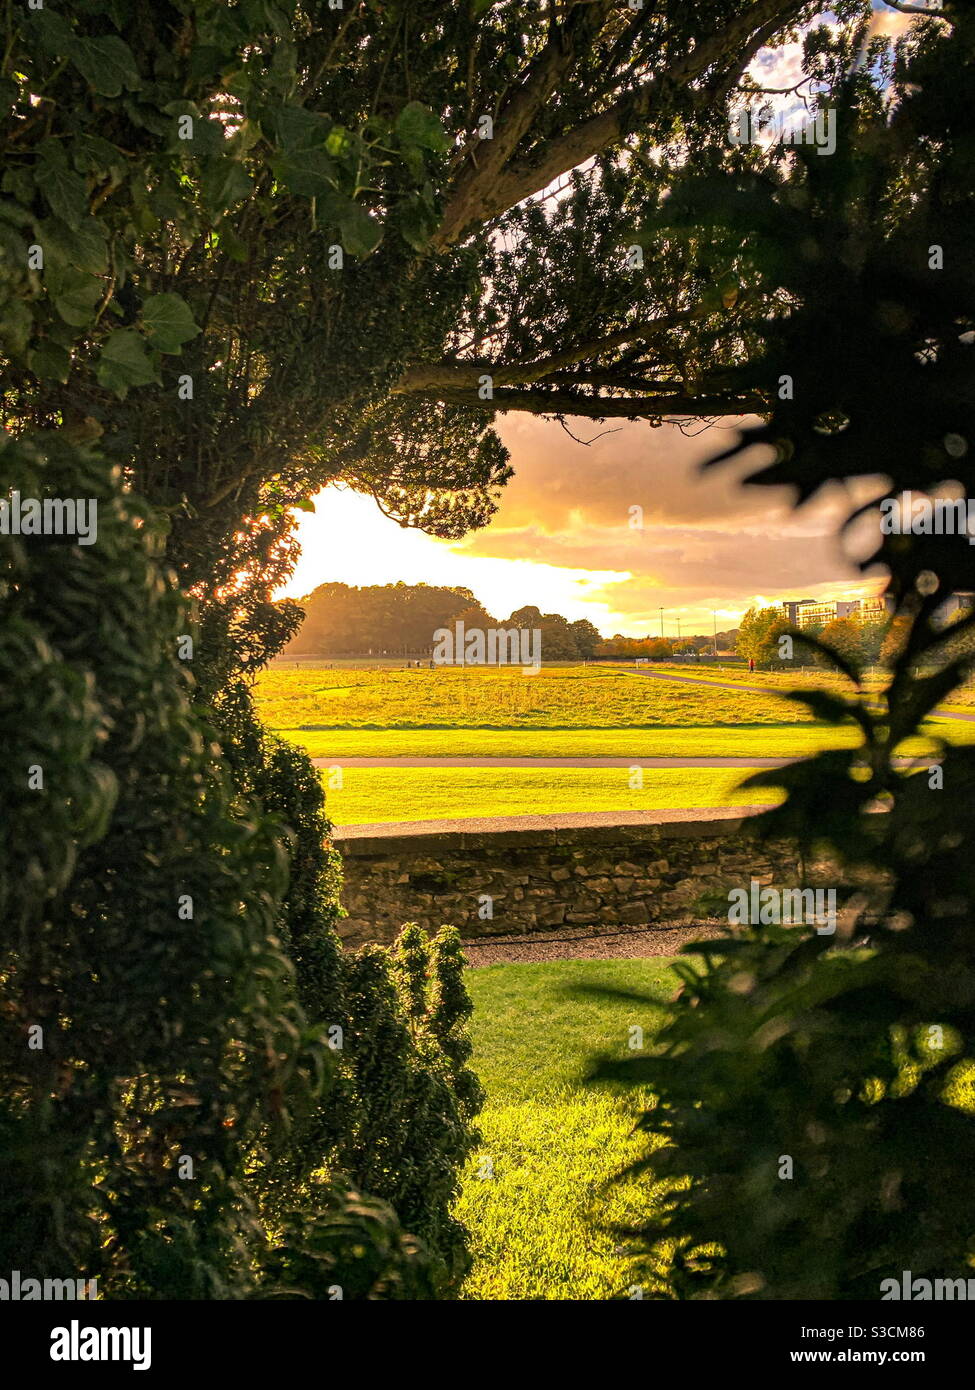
[333,805,769,838]
[312,754,795,768]
[461,919,725,967]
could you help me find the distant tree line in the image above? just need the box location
[597,631,738,660]
[284,582,604,659]
[736,605,888,670]
[285,582,739,662]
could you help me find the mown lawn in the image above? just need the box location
[257,663,975,749]
[278,722,973,760]
[258,663,975,822]
[286,724,833,758]
[254,661,823,729]
[457,957,680,1300]
[322,765,781,824]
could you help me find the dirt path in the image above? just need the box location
[312,754,795,768]
[332,806,769,838]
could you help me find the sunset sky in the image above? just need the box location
[282,414,890,638]
[280,2,909,639]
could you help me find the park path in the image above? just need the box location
[332,806,767,839]
[312,754,795,768]
[462,920,717,967]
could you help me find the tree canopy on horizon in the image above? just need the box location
[284,579,604,657]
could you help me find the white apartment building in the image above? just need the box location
[781,597,876,629]
[780,593,971,629]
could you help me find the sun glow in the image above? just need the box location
[279,485,633,629]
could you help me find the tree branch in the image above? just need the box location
[882,1,946,16]
[433,0,805,246]
[402,384,769,421]
[394,307,706,393]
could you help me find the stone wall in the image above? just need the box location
[333,816,829,947]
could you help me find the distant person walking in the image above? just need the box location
[748,658,755,673]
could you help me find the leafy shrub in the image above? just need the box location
[0,433,443,1297]
[337,927,483,1290]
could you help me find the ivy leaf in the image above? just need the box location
[394,102,450,153]
[27,9,75,56]
[2,167,34,207]
[201,160,253,216]
[0,198,32,228]
[37,218,109,276]
[96,329,157,397]
[141,294,201,354]
[275,150,337,198]
[51,267,103,327]
[187,46,227,83]
[215,223,248,262]
[336,200,382,258]
[395,194,437,252]
[71,36,143,98]
[325,125,355,161]
[35,146,88,228]
[0,300,32,357]
[72,135,128,180]
[27,341,72,383]
[274,106,333,153]
[240,0,292,35]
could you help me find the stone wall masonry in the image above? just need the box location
[332,816,842,948]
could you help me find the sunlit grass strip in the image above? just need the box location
[320,766,783,825]
[458,958,682,1301]
[253,662,825,730]
[278,721,975,760]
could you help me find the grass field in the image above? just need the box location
[323,766,783,824]
[646,661,975,707]
[287,723,968,760]
[255,662,823,729]
[457,952,975,1299]
[457,956,679,1300]
[254,662,975,824]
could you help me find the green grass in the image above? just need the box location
[299,723,840,759]
[280,721,974,760]
[259,663,975,822]
[255,661,824,730]
[458,957,679,1300]
[323,765,783,824]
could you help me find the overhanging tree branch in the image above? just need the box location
[394,307,709,393]
[882,1,947,17]
[402,384,769,421]
[433,0,805,246]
